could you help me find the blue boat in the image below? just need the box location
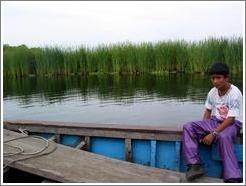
[3,120,243,180]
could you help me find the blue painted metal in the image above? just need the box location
[211,143,243,177]
[61,135,82,147]
[212,143,243,162]
[199,144,223,178]
[36,133,82,147]
[156,141,179,171]
[90,137,125,160]
[175,141,181,171]
[132,140,150,166]
[35,133,53,139]
[150,140,156,167]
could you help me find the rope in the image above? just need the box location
[3,129,57,169]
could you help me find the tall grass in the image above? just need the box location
[3,37,243,77]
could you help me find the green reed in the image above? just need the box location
[3,37,243,77]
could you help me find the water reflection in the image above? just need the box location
[3,74,243,128]
[5,74,236,102]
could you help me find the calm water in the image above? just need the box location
[3,74,243,130]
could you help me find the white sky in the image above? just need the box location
[1,1,245,47]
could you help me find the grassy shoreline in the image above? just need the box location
[3,37,243,77]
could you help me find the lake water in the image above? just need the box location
[3,74,243,130]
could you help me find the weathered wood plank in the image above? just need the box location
[3,121,183,141]
[55,134,60,144]
[4,124,183,141]
[81,136,90,151]
[125,138,132,162]
[4,120,242,143]
[3,120,183,132]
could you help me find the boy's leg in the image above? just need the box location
[216,121,242,181]
[182,117,219,165]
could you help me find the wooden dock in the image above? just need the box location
[3,129,222,183]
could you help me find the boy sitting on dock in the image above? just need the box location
[182,62,243,183]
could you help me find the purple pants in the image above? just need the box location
[182,116,242,180]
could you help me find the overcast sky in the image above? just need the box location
[1,1,244,48]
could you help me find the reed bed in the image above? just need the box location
[3,37,243,77]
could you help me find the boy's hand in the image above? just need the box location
[202,134,214,145]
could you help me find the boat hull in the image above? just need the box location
[3,120,243,179]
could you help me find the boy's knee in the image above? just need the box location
[183,122,193,131]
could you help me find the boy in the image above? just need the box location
[182,62,243,183]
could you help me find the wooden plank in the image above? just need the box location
[3,122,183,141]
[3,129,184,183]
[125,138,132,162]
[3,120,243,143]
[3,120,183,133]
[81,136,90,151]
[55,134,60,144]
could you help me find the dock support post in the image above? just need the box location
[150,140,156,167]
[125,138,132,162]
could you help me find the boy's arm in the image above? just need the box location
[214,117,235,133]
[202,117,235,145]
[203,109,212,120]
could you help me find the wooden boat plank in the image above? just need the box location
[3,121,183,141]
[3,120,183,133]
[4,120,242,142]
[125,138,132,162]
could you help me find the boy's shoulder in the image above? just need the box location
[230,84,242,96]
[208,87,217,95]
